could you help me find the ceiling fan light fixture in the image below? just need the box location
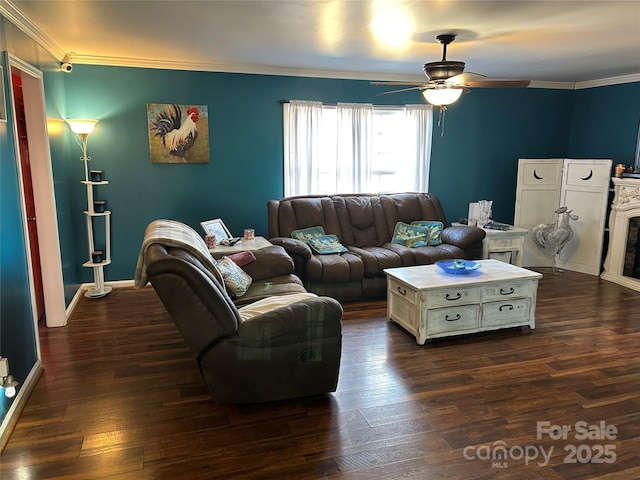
[422,87,463,106]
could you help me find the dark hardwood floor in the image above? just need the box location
[1,268,639,479]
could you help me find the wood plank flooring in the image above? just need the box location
[1,268,639,479]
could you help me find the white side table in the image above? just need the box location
[209,236,272,257]
[453,223,528,266]
[481,227,528,266]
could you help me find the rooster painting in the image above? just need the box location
[148,103,209,163]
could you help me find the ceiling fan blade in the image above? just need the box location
[464,79,531,88]
[446,72,487,85]
[371,81,427,87]
[377,85,426,95]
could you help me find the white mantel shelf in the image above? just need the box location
[601,177,640,292]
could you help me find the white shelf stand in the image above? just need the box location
[66,119,112,298]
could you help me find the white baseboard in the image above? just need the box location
[0,361,43,454]
[65,279,135,322]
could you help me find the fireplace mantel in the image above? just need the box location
[601,177,640,291]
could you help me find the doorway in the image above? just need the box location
[11,70,45,323]
[8,54,66,330]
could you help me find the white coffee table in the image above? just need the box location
[384,259,542,345]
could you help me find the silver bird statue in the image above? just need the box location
[531,206,579,274]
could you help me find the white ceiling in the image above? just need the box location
[6,0,640,86]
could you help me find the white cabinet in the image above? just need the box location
[83,180,112,298]
[514,158,612,275]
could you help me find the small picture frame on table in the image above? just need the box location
[201,218,231,241]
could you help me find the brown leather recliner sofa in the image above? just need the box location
[135,220,343,403]
[267,192,486,302]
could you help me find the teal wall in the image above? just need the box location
[567,82,640,164]
[61,65,578,283]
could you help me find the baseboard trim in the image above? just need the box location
[0,360,43,454]
[65,280,135,322]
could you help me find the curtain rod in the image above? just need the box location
[279,100,420,108]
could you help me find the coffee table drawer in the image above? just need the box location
[482,281,531,301]
[426,305,479,334]
[426,287,479,307]
[388,278,418,305]
[482,298,529,327]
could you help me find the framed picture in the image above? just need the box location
[0,66,6,123]
[201,218,231,240]
[147,103,209,163]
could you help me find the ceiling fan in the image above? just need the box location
[372,33,531,106]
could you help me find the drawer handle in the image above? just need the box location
[533,169,543,180]
[397,286,407,296]
[500,287,514,295]
[446,292,462,301]
[445,314,461,322]
[581,169,593,181]
[499,304,514,311]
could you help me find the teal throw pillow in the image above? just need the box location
[291,225,326,244]
[308,234,348,254]
[216,256,252,297]
[391,222,428,248]
[411,221,444,246]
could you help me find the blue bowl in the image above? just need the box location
[435,259,481,275]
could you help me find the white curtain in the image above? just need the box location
[336,103,373,193]
[283,100,323,196]
[404,104,433,192]
[283,100,432,196]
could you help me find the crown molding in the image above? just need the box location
[0,0,65,60]
[71,53,434,83]
[574,73,640,90]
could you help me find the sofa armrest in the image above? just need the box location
[441,226,486,250]
[237,296,343,347]
[240,245,294,282]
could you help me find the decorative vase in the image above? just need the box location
[478,200,493,227]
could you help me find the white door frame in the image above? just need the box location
[8,53,66,330]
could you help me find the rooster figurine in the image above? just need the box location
[531,206,579,274]
[150,104,199,161]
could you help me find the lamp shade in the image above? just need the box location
[422,87,463,106]
[66,119,98,135]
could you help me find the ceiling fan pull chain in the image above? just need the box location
[438,106,447,136]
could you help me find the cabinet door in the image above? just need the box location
[556,159,612,275]
[514,159,563,267]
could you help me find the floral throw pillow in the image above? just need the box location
[308,234,348,254]
[391,222,429,248]
[216,256,252,297]
[291,225,326,244]
[411,221,444,246]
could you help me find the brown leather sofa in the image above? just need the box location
[268,192,486,302]
[136,220,343,403]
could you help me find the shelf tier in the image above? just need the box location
[82,260,112,268]
[83,210,111,216]
[81,180,109,185]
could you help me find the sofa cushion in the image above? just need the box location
[308,234,348,254]
[391,222,429,247]
[216,257,252,297]
[305,252,365,282]
[348,245,403,275]
[411,221,443,246]
[291,225,326,244]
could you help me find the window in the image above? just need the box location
[283,101,432,196]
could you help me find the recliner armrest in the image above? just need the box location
[237,297,343,347]
[240,245,295,281]
[441,225,486,250]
